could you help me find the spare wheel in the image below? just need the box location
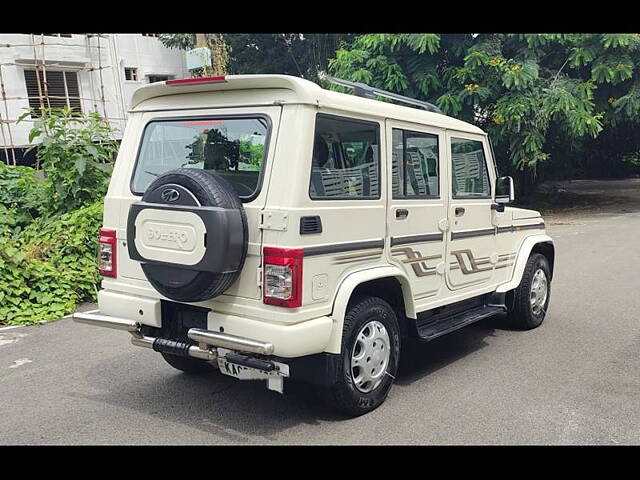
[126,168,248,302]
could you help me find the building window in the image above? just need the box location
[142,33,159,37]
[392,128,439,198]
[147,75,173,84]
[23,69,82,117]
[124,67,139,81]
[37,34,73,38]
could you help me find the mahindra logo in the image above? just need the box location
[161,188,180,202]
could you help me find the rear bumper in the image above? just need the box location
[74,311,274,357]
[73,310,341,387]
[97,289,333,357]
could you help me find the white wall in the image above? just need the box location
[0,34,188,152]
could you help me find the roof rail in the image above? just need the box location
[318,72,443,114]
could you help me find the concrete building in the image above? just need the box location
[0,34,189,165]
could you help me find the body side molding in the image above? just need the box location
[305,239,384,257]
[390,232,443,246]
[450,227,496,240]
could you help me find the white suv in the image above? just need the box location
[74,74,554,416]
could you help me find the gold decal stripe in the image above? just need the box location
[448,249,516,275]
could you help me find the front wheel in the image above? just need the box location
[507,253,551,330]
[321,296,401,417]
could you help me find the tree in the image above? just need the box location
[328,34,640,183]
[159,33,229,76]
[160,33,354,82]
[224,34,353,82]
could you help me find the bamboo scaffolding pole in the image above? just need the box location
[86,34,99,112]
[95,34,108,118]
[0,64,17,165]
[0,115,128,124]
[38,34,52,110]
[0,95,112,102]
[30,34,47,113]
[0,113,14,165]
[0,62,112,71]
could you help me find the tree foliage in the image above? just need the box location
[160,33,354,83]
[328,34,640,179]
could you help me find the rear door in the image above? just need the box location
[386,120,447,303]
[119,105,282,300]
[445,132,497,291]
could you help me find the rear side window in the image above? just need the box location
[309,114,380,200]
[451,137,490,198]
[392,128,439,198]
[131,116,270,200]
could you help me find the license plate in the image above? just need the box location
[218,358,266,380]
[216,348,289,393]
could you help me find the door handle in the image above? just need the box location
[396,208,409,220]
[455,207,465,217]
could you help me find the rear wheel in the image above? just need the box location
[321,296,400,417]
[507,253,551,330]
[160,352,217,374]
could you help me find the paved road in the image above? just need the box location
[2,209,640,444]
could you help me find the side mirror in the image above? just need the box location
[495,176,515,204]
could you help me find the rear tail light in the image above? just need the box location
[263,247,303,308]
[166,76,226,86]
[98,228,117,278]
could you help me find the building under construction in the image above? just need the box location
[0,33,188,166]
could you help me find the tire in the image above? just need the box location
[138,168,248,302]
[321,296,401,417]
[160,352,218,374]
[507,253,551,330]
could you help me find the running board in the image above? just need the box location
[416,305,506,342]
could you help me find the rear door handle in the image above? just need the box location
[455,207,465,217]
[396,208,409,220]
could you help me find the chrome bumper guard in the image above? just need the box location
[72,311,287,393]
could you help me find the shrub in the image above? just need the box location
[0,163,46,236]
[0,202,103,325]
[17,107,117,215]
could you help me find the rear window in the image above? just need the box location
[131,116,270,200]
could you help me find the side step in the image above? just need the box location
[416,305,506,342]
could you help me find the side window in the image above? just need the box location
[392,128,439,198]
[309,114,380,199]
[451,137,490,198]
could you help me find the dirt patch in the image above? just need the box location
[521,178,640,218]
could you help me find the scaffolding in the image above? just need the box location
[0,34,123,165]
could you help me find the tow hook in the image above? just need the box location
[224,353,276,372]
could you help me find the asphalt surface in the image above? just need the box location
[1,205,640,444]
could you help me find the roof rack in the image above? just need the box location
[318,72,443,114]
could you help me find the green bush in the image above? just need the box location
[0,202,103,325]
[0,163,46,236]
[17,107,117,215]
[0,108,117,325]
